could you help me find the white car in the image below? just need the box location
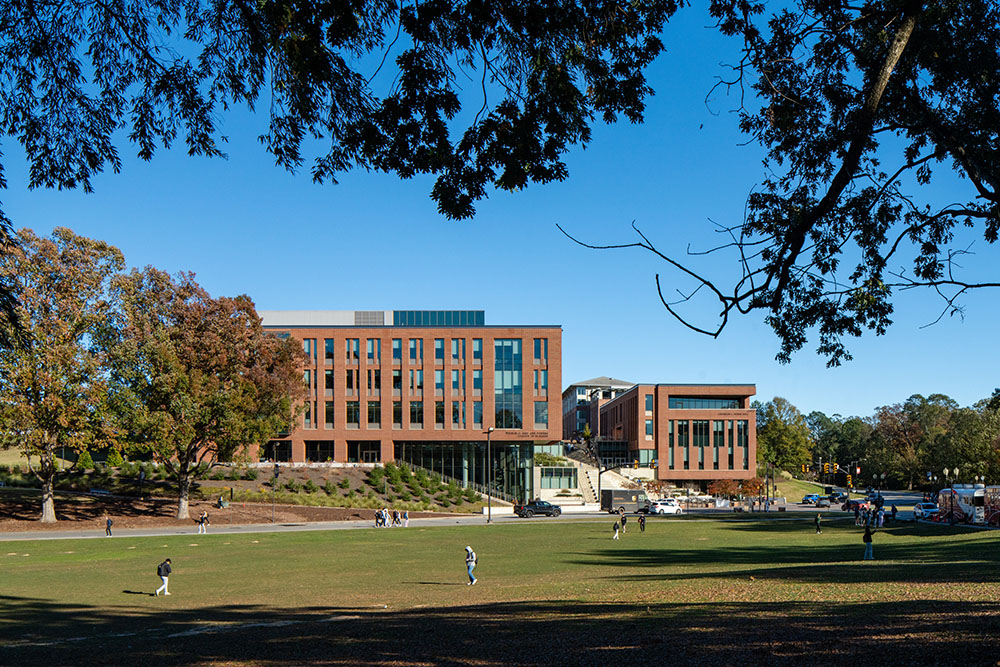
[913,502,938,519]
[649,499,683,515]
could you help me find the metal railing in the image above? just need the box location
[398,461,516,504]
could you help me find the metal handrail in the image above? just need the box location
[397,461,516,504]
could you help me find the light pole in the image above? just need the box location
[944,467,958,524]
[272,463,279,524]
[485,427,494,524]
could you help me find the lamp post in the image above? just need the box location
[944,467,958,524]
[485,427,494,524]
[272,463,279,524]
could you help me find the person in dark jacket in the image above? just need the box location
[862,526,874,560]
[815,513,822,534]
[155,558,172,596]
[105,514,113,537]
[638,514,646,533]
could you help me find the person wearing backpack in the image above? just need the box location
[862,525,874,560]
[155,558,172,596]
[465,546,478,585]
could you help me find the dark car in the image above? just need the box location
[513,500,562,518]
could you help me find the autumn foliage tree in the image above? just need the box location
[111,269,305,519]
[0,228,124,522]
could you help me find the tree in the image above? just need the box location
[739,476,764,498]
[0,228,125,522]
[112,268,305,518]
[567,1,1000,365]
[755,397,813,471]
[707,478,739,499]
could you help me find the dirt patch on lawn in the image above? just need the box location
[0,491,459,532]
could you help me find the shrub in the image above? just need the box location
[244,468,259,481]
[324,480,337,495]
[210,470,226,481]
[76,451,95,471]
[368,467,385,487]
[304,479,319,494]
[227,468,241,481]
[338,477,351,489]
[106,449,125,467]
[284,479,302,493]
[399,490,411,502]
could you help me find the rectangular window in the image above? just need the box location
[435,401,445,426]
[668,421,675,469]
[738,420,749,469]
[539,369,548,391]
[303,338,315,361]
[393,401,402,427]
[645,394,654,411]
[645,419,653,436]
[392,338,402,361]
[434,369,444,392]
[367,401,380,427]
[728,420,735,468]
[324,401,335,429]
[303,369,312,391]
[473,369,482,392]
[304,402,315,429]
[472,338,482,362]
[494,338,523,428]
[434,338,444,361]
[451,338,465,363]
[346,369,357,394]
[694,420,709,470]
[534,401,548,426]
[325,370,334,394]
[451,369,460,392]
[668,397,741,410]
[368,369,381,392]
[392,369,402,392]
[533,338,548,362]
[410,400,424,426]
[346,338,359,362]
[324,339,335,363]
[346,401,360,426]
[452,401,464,427]
[677,420,689,470]
[713,420,724,470]
[473,401,483,427]
[409,338,423,362]
[366,338,381,362]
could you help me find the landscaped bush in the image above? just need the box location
[105,449,125,467]
[244,468,259,481]
[368,467,385,487]
[284,479,302,493]
[227,467,241,481]
[76,450,95,471]
[210,470,226,480]
[323,480,337,495]
[303,479,318,494]
[338,477,351,489]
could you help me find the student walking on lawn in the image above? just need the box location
[465,546,478,585]
[815,513,822,534]
[105,515,113,537]
[155,558,172,596]
[612,520,620,540]
[862,526,874,560]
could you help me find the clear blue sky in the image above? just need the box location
[2,6,997,419]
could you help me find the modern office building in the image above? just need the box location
[259,310,562,503]
[561,376,634,440]
[599,384,757,485]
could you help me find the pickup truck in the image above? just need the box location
[513,500,562,518]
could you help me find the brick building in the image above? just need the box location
[561,376,634,440]
[259,310,562,503]
[599,384,757,485]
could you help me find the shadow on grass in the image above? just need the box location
[2,595,1000,665]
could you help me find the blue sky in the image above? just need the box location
[2,6,997,418]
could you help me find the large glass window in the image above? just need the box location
[393,401,402,426]
[451,338,465,363]
[392,369,402,391]
[472,338,482,362]
[677,420,689,470]
[366,338,381,362]
[304,401,315,429]
[303,369,312,391]
[325,401,335,429]
[533,338,548,362]
[452,401,464,428]
[410,401,424,426]
[534,401,548,426]
[434,338,444,361]
[473,401,483,426]
[738,419,749,469]
[452,369,460,392]
[303,338,315,360]
[494,339,523,428]
[668,397,741,410]
[540,467,577,489]
[368,369,381,392]
[645,419,653,436]
[645,394,654,411]
[409,338,423,362]
[325,369,334,393]
[324,339,335,363]
[346,338,359,361]
[668,421,675,469]
[435,401,445,426]
[367,401,380,426]
[473,369,482,392]
[392,338,402,361]
[434,369,445,391]
[346,369,357,393]
[346,401,360,426]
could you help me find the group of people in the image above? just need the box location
[853,503,897,527]
[374,507,408,528]
[611,512,645,539]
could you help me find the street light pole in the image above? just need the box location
[272,463,279,524]
[485,427,494,524]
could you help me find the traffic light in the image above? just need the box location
[801,464,807,473]
[833,463,840,473]
[846,474,852,487]
[823,462,830,474]
[634,459,639,469]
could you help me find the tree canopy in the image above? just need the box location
[755,397,813,471]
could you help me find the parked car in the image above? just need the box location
[816,498,831,508]
[830,491,849,502]
[513,500,562,518]
[647,499,683,515]
[801,494,820,504]
[842,499,870,511]
[913,502,939,519]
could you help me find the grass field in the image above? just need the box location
[2,516,999,665]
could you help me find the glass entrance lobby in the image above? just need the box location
[394,441,533,503]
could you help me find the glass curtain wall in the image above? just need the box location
[494,339,523,428]
[393,441,532,502]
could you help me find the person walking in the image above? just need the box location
[392,509,401,527]
[403,509,409,528]
[620,513,628,534]
[862,525,874,560]
[197,511,209,534]
[155,558,172,596]
[638,514,646,533]
[891,504,898,521]
[465,546,478,585]
[105,514,113,537]
[612,520,620,540]
[854,505,861,526]
[815,513,822,534]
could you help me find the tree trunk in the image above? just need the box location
[40,478,57,523]
[176,473,191,519]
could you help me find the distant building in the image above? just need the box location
[599,384,757,485]
[561,376,634,440]
[259,310,562,503]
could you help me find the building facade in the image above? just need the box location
[599,384,757,485]
[561,376,634,440]
[260,310,562,503]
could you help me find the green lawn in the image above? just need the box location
[1,517,998,665]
